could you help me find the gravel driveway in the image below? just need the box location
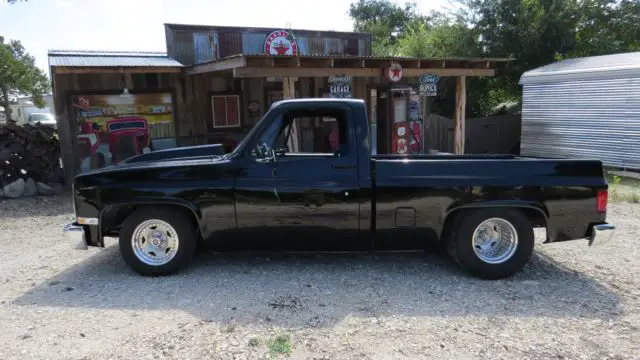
[1,195,639,360]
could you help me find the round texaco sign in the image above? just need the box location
[386,62,403,82]
[264,30,299,56]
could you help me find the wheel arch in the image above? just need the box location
[440,200,549,244]
[99,200,203,242]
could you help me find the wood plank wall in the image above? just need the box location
[52,71,184,186]
[53,70,380,186]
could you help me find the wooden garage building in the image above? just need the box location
[48,23,511,185]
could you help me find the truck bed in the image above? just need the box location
[370,156,608,243]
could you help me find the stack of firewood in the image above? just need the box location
[0,123,65,198]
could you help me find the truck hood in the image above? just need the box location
[75,153,231,184]
[120,143,227,164]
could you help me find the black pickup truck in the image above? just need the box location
[64,98,615,279]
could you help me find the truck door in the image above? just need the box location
[235,103,362,248]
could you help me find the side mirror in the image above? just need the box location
[274,147,288,156]
[256,149,277,164]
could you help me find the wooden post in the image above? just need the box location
[282,77,299,152]
[282,77,296,99]
[454,76,466,154]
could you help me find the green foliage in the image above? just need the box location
[396,19,481,58]
[248,337,260,347]
[267,333,292,357]
[611,175,622,201]
[348,0,429,56]
[0,36,50,122]
[348,0,640,116]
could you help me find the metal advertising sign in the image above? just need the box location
[385,62,403,82]
[328,74,353,98]
[419,73,439,96]
[264,30,299,56]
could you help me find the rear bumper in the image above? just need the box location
[588,223,616,247]
[63,223,89,250]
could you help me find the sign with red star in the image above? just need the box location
[386,62,403,82]
[264,30,299,56]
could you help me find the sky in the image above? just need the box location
[0,0,451,74]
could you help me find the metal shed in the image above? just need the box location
[519,51,640,169]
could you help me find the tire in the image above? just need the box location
[119,207,198,276]
[447,208,534,280]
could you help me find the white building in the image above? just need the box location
[519,51,640,170]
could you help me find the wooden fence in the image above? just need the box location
[427,114,521,154]
[148,122,176,139]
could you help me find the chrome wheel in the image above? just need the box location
[131,219,180,266]
[472,217,519,264]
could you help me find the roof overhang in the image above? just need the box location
[519,51,640,85]
[47,50,184,75]
[51,66,183,74]
[187,54,514,78]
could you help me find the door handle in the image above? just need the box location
[331,164,355,169]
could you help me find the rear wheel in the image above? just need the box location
[447,208,534,280]
[119,207,197,276]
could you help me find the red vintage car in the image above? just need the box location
[77,133,105,171]
[106,117,151,163]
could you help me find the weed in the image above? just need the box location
[248,337,260,347]
[222,324,236,333]
[611,175,621,201]
[632,191,640,203]
[267,333,292,357]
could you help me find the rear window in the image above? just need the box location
[108,121,146,132]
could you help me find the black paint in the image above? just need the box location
[72,99,609,250]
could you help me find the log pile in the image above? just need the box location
[0,123,65,198]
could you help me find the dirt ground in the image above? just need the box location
[0,195,638,360]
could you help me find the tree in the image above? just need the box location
[348,0,429,55]
[348,0,640,116]
[569,0,640,58]
[396,17,480,58]
[0,36,50,123]
[457,0,583,99]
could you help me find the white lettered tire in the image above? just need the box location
[447,208,535,280]
[119,207,197,276]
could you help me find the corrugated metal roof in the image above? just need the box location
[48,50,184,68]
[164,23,372,37]
[520,51,640,85]
[191,53,514,68]
[236,53,514,62]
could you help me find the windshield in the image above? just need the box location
[28,113,54,122]
[226,105,276,158]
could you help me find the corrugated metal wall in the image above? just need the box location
[193,31,219,64]
[170,29,196,66]
[166,25,371,65]
[521,77,640,169]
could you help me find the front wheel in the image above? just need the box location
[119,207,197,276]
[447,208,534,280]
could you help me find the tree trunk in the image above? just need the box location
[0,86,13,123]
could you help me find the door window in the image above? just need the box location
[273,114,347,155]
